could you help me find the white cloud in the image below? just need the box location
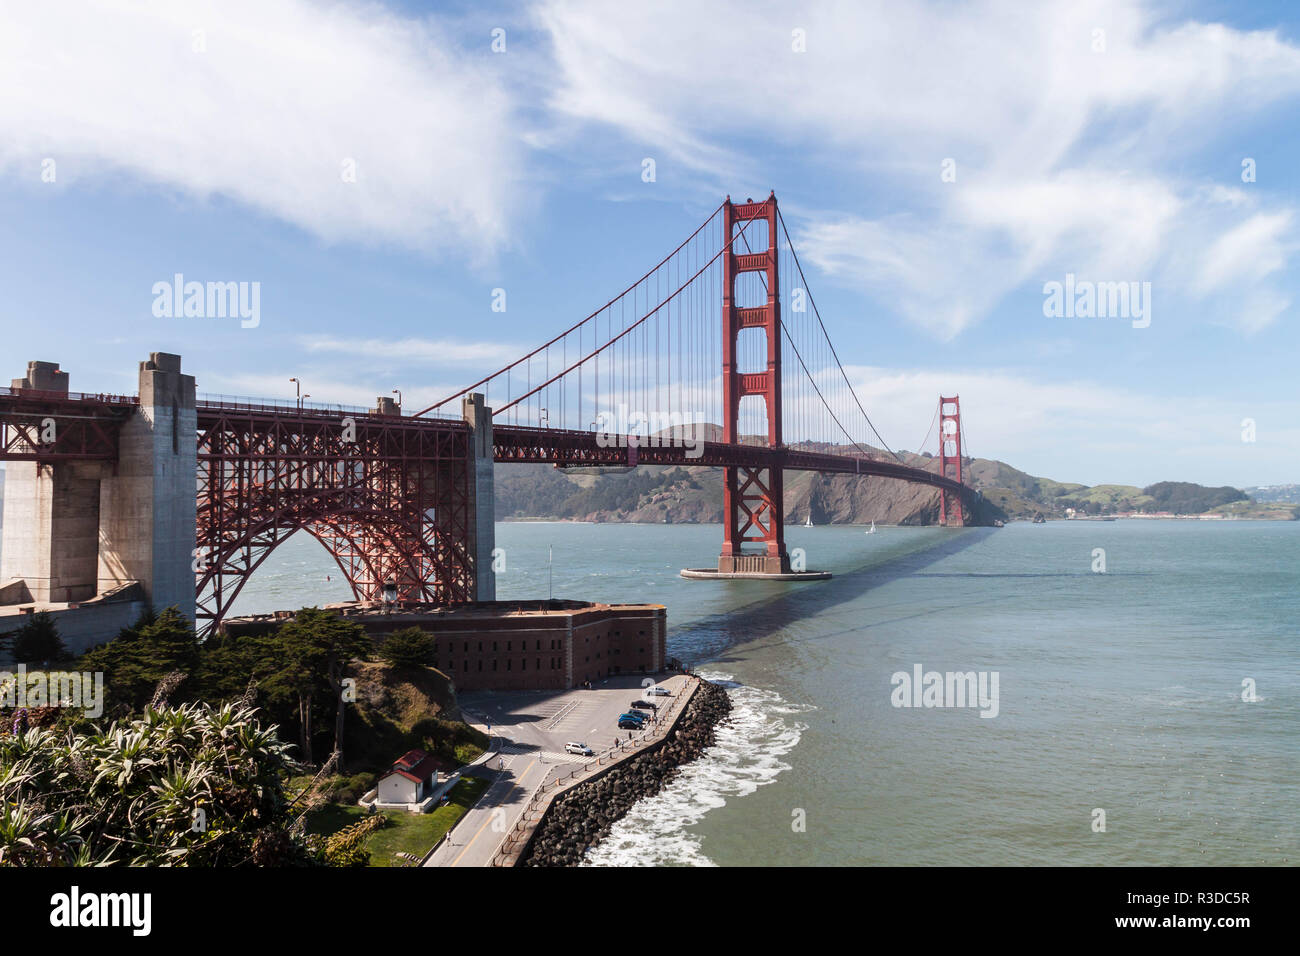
[0,0,522,256]
[1193,211,1294,295]
[299,334,521,365]
[835,365,1300,487]
[195,369,463,416]
[536,0,1300,336]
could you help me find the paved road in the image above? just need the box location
[424,673,687,867]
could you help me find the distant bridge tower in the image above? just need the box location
[718,192,790,574]
[938,395,964,526]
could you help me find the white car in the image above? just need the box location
[564,742,594,756]
[647,687,671,697]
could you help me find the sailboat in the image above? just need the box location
[804,513,813,528]
[864,520,876,535]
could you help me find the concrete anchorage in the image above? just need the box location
[96,353,198,620]
[463,392,496,602]
[1,353,197,646]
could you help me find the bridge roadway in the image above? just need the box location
[0,391,973,502]
[490,423,973,498]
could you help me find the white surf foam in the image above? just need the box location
[582,670,812,867]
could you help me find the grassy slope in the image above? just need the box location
[304,775,491,867]
[345,659,488,773]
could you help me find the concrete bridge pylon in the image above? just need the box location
[97,353,198,620]
[0,352,196,628]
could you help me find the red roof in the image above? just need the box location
[395,749,426,769]
[380,749,453,784]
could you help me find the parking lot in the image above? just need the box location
[425,671,689,867]
[463,671,683,760]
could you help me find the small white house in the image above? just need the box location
[376,749,443,805]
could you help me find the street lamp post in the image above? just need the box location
[289,377,301,411]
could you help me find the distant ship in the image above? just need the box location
[864,520,876,534]
[805,514,813,528]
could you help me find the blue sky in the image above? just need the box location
[1,0,1297,487]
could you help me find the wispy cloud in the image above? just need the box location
[837,365,1300,487]
[0,0,523,256]
[536,0,1300,337]
[299,335,521,365]
[195,369,463,415]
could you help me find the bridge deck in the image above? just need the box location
[0,392,971,500]
[491,424,972,498]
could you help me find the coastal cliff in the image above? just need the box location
[494,454,1280,525]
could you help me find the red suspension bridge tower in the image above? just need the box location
[938,394,964,526]
[718,193,790,574]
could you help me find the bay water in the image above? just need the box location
[235,519,1298,866]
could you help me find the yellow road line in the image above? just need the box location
[452,757,538,867]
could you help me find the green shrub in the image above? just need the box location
[378,628,436,667]
[8,611,69,665]
[0,700,314,866]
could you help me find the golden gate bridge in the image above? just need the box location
[0,193,978,637]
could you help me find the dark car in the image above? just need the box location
[618,718,642,730]
[630,700,657,711]
[617,712,647,724]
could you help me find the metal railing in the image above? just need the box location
[1,386,138,405]
[488,677,698,867]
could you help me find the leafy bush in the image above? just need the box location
[76,608,199,712]
[321,813,387,867]
[379,628,437,668]
[0,700,315,866]
[8,612,69,665]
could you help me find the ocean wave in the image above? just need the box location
[582,670,811,867]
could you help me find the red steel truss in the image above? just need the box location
[194,402,473,637]
[0,388,136,462]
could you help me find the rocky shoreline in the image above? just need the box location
[522,678,732,866]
